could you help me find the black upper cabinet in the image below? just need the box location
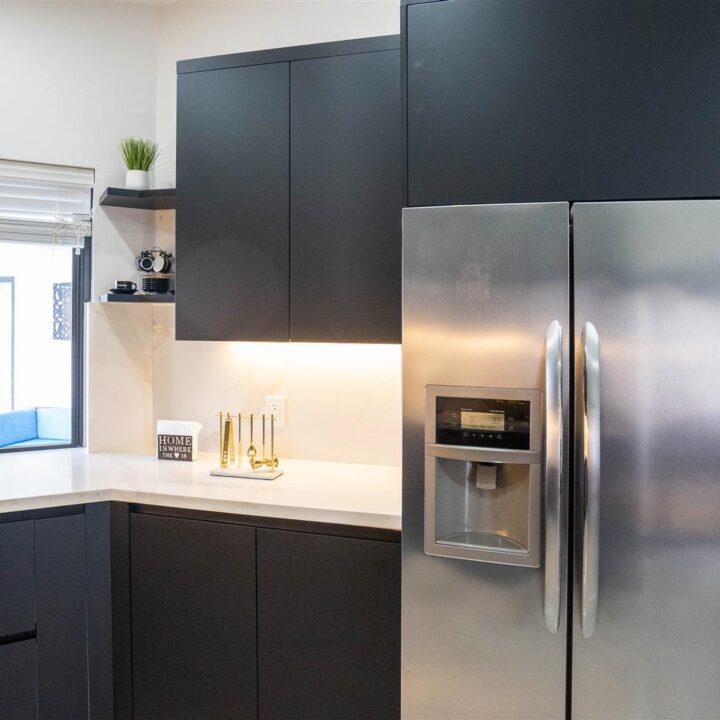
[406,0,720,206]
[176,36,401,343]
[290,50,401,343]
[176,63,290,341]
[130,513,257,720]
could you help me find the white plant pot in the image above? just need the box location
[125,169,150,191]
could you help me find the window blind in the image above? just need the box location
[0,159,94,249]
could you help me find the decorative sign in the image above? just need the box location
[157,434,194,461]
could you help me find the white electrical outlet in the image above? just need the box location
[265,395,286,428]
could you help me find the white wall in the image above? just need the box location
[0,2,160,299]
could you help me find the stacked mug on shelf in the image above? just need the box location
[108,246,175,298]
[135,247,174,295]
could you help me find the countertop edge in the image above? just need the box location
[0,454,402,532]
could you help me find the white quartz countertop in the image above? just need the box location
[0,450,401,531]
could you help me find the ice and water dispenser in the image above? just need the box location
[424,385,542,567]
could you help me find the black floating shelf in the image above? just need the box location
[99,187,176,210]
[99,293,175,304]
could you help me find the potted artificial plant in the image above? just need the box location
[120,137,159,191]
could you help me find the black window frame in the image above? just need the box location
[0,236,91,454]
[0,276,15,412]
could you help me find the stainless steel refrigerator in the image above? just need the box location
[402,201,720,719]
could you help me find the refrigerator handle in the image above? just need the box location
[580,322,601,639]
[544,321,563,634]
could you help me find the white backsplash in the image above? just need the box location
[86,303,155,453]
[87,303,402,466]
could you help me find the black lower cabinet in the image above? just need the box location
[130,513,257,720]
[0,640,38,720]
[0,520,35,637]
[0,511,89,720]
[257,529,401,720]
[0,520,37,720]
[0,504,400,720]
[35,513,89,720]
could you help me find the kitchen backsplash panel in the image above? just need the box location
[88,304,401,464]
[152,305,401,465]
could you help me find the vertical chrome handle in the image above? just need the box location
[581,322,601,639]
[544,321,563,633]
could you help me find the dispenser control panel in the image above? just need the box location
[435,395,532,450]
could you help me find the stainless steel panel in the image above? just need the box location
[572,201,720,718]
[402,203,570,719]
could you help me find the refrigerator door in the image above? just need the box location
[402,203,570,719]
[572,201,720,718]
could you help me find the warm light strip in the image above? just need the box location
[228,341,401,372]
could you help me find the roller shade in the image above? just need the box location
[0,159,94,249]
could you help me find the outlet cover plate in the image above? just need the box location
[265,395,286,428]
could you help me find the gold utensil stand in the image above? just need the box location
[210,411,283,480]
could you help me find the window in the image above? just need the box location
[0,277,13,411]
[0,160,93,451]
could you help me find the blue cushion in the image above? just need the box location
[3,437,65,448]
[0,409,38,447]
[36,407,71,441]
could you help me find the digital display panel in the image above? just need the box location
[461,410,505,431]
[436,396,531,450]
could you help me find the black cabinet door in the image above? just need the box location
[407,0,720,206]
[176,62,290,341]
[0,520,35,638]
[290,50,401,342]
[131,514,257,720]
[35,513,88,720]
[0,640,38,720]
[257,529,400,720]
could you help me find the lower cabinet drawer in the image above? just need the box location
[0,640,38,720]
[0,520,35,638]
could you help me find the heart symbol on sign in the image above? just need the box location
[174,452,179,459]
